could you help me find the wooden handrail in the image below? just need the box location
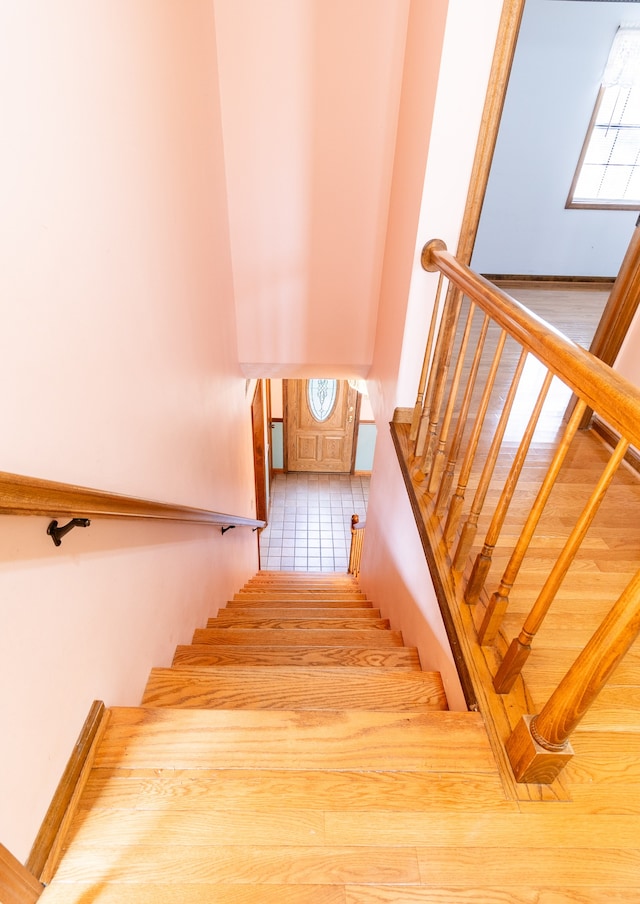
[422,239,640,450]
[402,237,640,786]
[0,470,265,529]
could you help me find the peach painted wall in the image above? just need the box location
[614,308,640,390]
[213,0,410,378]
[361,0,505,710]
[395,0,506,411]
[366,0,448,426]
[0,2,258,860]
[362,433,466,708]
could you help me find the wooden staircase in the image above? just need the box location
[40,572,502,903]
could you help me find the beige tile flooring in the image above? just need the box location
[259,472,370,572]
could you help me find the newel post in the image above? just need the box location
[506,568,640,783]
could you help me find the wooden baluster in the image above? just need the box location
[465,368,554,606]
[428,301,476,495]
[414,286,457,459]
[506,566,640,783]
[410,274,444,445]
[415,285,464,474]
[0,844,43,904]
[348,514,365,577]
[443,329,507,547]
[477,399,588,645]
[494,435,629,694]
[434,314,490,516]
[452,346,528,572]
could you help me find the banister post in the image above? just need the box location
[506,567,640,783]
[348,514,365,577]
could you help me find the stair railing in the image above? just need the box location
[404,237,640,783]
[348,513,366,577]
[0,470,265,538]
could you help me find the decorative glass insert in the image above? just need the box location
[307,379,337,422]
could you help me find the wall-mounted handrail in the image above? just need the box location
[0,470,265,530]
[400,237,640,786]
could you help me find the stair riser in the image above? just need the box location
[208,617,390,630]
[218,608,382,619]
[226,599,373,609]
[192,628,404,647]
[241,578,363,593]
[233,593,368,602]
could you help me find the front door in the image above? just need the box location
[285,379,359,472]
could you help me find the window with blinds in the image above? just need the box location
[567,26,640,210]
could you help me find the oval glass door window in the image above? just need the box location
[307,379,338,422]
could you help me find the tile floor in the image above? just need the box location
[259,472,370,572]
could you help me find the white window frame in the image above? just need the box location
[567,26,640,211]
[567,84,640,210]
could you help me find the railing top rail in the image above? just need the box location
[422,239,640,450]
[0,470,265,529]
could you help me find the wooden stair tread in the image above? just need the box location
[40,884,344,904]
[208,615,390,630]
[172,644,421,669]
[232,591,369,601]
[80,765,509,813]
[244,580,361,589]
[191,627,404,647]
[142,665,447,711]
[246,580,359,587]
[226,598,373,609]
[217,607,383,619]
[43,572,466,901]
[95,707,492,771]
[248,572,359,582]
[245,588,362,592]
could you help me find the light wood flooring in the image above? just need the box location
[40,570,640,902]
[38,283,640,901]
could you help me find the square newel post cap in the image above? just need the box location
[506,714,574,785]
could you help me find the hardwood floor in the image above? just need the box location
[492,279,610,351]
[37,284,640,901]
[40,570,640,902]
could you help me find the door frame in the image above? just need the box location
[251,380,268,524]
[265,377,274,486]
[470,0,640,429]
[460,0,636,378]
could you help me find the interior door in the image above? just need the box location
[285,379,359,472]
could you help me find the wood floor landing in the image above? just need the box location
[40,572,640,901]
